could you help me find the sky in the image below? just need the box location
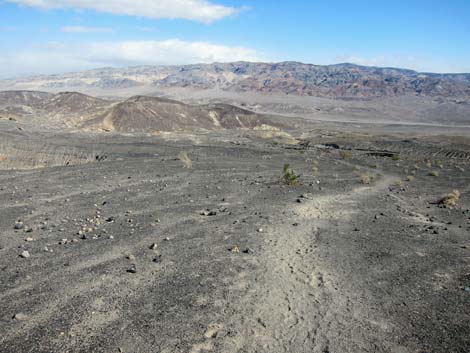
[0,0,469,78]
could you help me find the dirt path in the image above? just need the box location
[216,174,407,353]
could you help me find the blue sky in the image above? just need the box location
[0,0,469,78]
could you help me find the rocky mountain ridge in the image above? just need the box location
[2,62,469,100]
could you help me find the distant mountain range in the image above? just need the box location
[2,62,470,100]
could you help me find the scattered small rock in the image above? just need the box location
[14,221,24,230]
[20,250,30,258]
[127,264,137,273]
[149,243,158,250]
[13,313,28,321]
[200,210,217,216]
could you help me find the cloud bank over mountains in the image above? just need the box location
[0,39,265,78]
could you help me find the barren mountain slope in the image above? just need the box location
[0,91,114,127]
[2,62,469,100]
[0,90,54,106]
[0,91,284,132]
[91,96,278,132]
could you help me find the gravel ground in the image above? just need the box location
[0,123,469,352]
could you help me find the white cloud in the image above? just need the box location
[7,0,240,23]
[0,39,265,78]
[61,26,114,33]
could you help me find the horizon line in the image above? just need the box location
[2,60,470,81]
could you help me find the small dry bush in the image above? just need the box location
[360,174,372,184]
[438,190,461,207]
[428,170,439,177]
[391,154,400,161]
[406,175,415,182]
[178,151,192,169]
[395,180,404,187]
[339,150,352,159]
[0,154,7,162]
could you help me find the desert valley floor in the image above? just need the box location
[0,116,469,352]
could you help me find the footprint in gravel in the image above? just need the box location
[204,323,224,338]
[287,263,296,274]
[190,341,213,353]
[310,272,324,288]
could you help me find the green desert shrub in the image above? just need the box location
[395,180,404,187]
[281,164,300,185]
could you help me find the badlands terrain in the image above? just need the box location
[0,62,469,352]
